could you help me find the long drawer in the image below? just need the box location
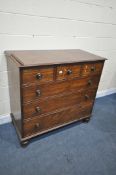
[23,87,97,119]
[23,90,83,119]
[22,75,100,103]
[23,102,93,137]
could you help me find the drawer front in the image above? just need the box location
[23,90,83,119]
[22,75,100,103]
[56,64,81,81]
[22,67,54,85]
[82,62,103,77]
[23,102,93,137]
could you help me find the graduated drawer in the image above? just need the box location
[22,66,54,85]
[56,64,81,81]
[23,90,83,119]
[82,62,103,77]
[22,75,100,103]
[23,102,93,137]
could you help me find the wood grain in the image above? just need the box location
[6,55,22,133]
[82,62,104,77]
[5,50,106,67]
[56,64,81,80]
[23,90,83,119]
[22,75,100,103]
[22,66,54,85]
[23,102,93,137]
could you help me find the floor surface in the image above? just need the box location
[0,94,116,175]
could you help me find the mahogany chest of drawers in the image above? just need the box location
[5,49,106,146]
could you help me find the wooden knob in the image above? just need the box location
[36,73,42,80]
[67,69,72,75]
[85,95,89,100]
[91,66,95,72]
[36,89,41,96]
[35,107,41,113]
[35,123,40,129]
[88,80,92,86]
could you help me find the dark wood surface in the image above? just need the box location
[6,50,106,146]
[22,86,97,119]
[22,66,54,84]
[21,62,103,86]
[5,49,106,67]
[22,75,100,103]
[23,90,83,118]
[6,55,22,133]
[56,64,81,80]
[82,62,104,77]
[23,102,93,137]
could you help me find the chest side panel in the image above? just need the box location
[7,56,22,135]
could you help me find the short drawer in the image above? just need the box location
[23,90,83,119]
[82,62,103,77]
[23,102,93,137]
[22,75,100,103]
[22,67,54,85]
[56,64,81,81]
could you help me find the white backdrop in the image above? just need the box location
[0,0,116,117]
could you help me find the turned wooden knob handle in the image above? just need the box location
[85,94,89,100]
[36,89,41,96]
[67,69,72,75]
[91,66,95,72]
[35,106,41,113]
[88,80,92,85]
[36,73,42,80]
[35,123,40,129]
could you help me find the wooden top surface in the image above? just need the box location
[5,49,106,67]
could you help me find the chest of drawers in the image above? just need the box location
[5,49,106,146]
